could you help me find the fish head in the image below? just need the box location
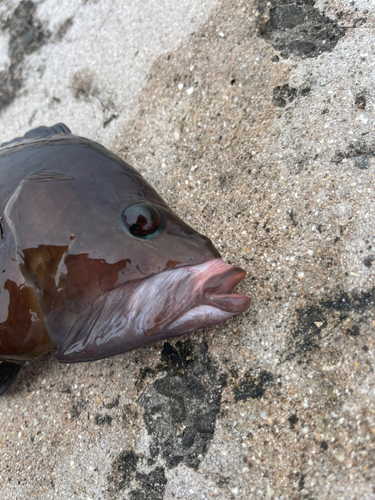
[3,131,250,362]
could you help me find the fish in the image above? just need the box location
[0,124,250,394]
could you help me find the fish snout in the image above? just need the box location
[197,259,251,314]
[160,258,251,338]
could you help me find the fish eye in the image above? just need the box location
[121,203,162,238]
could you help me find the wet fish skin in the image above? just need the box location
[0,124,250,370]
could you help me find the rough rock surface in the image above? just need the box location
[0,0,375,499]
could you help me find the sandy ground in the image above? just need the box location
[0,0,375,499]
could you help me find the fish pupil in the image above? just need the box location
[121,203,162,238]
[129,216,148,234]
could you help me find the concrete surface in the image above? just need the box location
[0,0,375,499]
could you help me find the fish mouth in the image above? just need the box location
[55,258,251,362]
[162,259,251,337]
[202,262,251,313]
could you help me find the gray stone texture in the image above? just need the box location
[0,0,375,498]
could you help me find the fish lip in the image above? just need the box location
[200,261,251,315]
[203,264,247,295]
[162,260,251,337]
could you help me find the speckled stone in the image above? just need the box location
[1,0,375,499]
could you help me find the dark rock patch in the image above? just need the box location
[0,1,50,112]
[320,440,328,450]
[257,0,346,59]
[332,140,375,165]
[298,473,306,491]
[131,468,167,500]
[0,71,22,113]
[233,370,273,402]
[70,68,95,100]
[288,413,299,429]
[287,305,326,359]
[355,93,366,110]
[122,404,139,425]
[322,287,375,313]
[284,287,374,361]
[273,84,313,108]
[0,1,72,114]
[55,17,74,41]
[95,413,113,426]
[138,367,158,384]
[138,340,227,470]
[104,395,120,409]
[346,325,360,337]
[4,1,50,64]
[354,155,370,170]
[273,84,297,107]
[363,255,374,268]
[159,336,194,370]
[71,399,86,419]
[288,209,298,227]
[108,450,138,491]
[108,450,167,500]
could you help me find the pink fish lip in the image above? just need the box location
[200,260,251,315]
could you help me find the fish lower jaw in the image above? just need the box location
[163,304,235,337]
[203,293,251,314]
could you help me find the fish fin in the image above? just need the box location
[1,123,71,147]
[23,123,71,139]
[0,361,24,396]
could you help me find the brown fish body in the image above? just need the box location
[0,124,250,391]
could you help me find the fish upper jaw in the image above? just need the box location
[54,258,251,363]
